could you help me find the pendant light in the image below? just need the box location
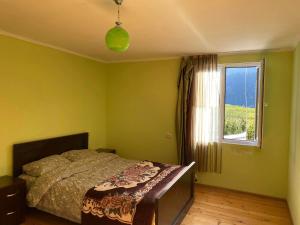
[105,0,130,52]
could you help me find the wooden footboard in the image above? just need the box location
[155,162,195,225]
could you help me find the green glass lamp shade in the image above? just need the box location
[105,25,130,52]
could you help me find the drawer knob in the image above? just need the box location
[6,193,17,198]
[6,211,16,216]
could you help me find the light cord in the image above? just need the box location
[117,4,121,24]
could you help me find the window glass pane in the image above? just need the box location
[224,67,258,142]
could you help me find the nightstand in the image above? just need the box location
[95,148,116,154]
[0,176,26,225]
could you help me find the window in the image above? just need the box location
[219,62,264,147]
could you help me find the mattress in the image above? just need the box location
[23,153,140,223]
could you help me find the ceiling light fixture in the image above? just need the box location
[105,0,130,52]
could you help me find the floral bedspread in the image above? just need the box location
[82,161,181,225]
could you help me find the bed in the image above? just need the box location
[13,133,195,225]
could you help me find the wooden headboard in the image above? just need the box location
[13,133,89,177]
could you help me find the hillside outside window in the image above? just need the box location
[219,62,264,147]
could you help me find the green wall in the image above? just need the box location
[106,60,180,164]
[106,52,293,198]
[0,35,107,176]
[288,43,300,225]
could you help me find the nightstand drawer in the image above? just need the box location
[0,210,20,225]
[2,186,19,198]
[0,186,19,211]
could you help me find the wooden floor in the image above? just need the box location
[181,185,293,225]
[23,185,293,225]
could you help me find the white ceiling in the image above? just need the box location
[0,0,299,62]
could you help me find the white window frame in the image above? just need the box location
[219,61,264,147]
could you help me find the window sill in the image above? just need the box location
[221,139,261,148]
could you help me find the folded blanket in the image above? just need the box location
[82,161,182,225]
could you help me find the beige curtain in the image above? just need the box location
[176,55,222,173]
[193,55,222,173]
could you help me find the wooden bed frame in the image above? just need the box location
[13,133,195,225]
